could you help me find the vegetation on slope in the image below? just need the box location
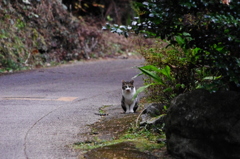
[0,0,137,72]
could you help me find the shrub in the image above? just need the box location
[135,40,222,103]
[135,0,240,92]
[108,0,240,103]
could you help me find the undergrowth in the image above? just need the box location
[74,125,165,153]
[136,39,222,104]
[136,40,183,103]
[73,103,166,155]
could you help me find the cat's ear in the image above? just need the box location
[122,80,125,83]
[130,80,134,84]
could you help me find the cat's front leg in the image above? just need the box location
[125,105,131,113]
[129,103,135,113]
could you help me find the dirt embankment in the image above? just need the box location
[0,0,138,72]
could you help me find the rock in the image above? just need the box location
[140,103,165,130]
[165,89,240,159]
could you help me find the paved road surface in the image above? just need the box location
[0,59,144,159]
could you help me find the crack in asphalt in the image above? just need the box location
[22,89,118,159]
[1,59,144,159]
[23,97,88,159]
[23,104,66,159]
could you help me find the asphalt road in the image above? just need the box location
[0,58,144,159]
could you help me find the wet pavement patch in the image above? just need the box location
[83,142,158,159]
[0,96,78,102]
[75,105,172,159]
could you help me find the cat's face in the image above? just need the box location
[122,80,134,93]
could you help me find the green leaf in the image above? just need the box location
[133,84,152,99]
[203,75,221,80]
[138,66,164,84]
[163,105,168,111]
[132,72,144,79]
[140,65,161,72]
[133,81,165,99]
[163,87,173,92]
[159,66,171,79]
[175,36,185,45]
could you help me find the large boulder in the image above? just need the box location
[165,89,240,159]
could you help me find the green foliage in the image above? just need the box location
[74,124,165,152]
[134,40,224,102]
[133,0,240,91]
[134,64,175,101]
[0,10,40,72]
[16,19,26,30]
[108,0,240,99]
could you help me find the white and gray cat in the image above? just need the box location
[121,80,138,113]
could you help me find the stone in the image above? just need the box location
[140,103,165,130]
[165,89,240,159]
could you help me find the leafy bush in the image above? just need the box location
[135,0,240,92]
[108,0,240,102]
[134,40,222,103]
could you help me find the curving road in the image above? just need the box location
[0,58,144,159]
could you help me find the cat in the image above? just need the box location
[121,80,138,113]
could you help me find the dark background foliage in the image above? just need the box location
[132,0,240,91]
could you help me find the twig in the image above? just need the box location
[24,53,31,64]
[135,106,148,127]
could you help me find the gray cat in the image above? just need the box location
[121,80,138,113]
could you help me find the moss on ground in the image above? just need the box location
[74,105,172,159]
